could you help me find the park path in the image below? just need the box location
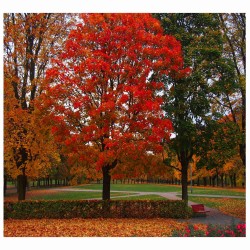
[6,186,244,225]
[52,187,245,225]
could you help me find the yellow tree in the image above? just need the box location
[4,13,72,200]
[223,156,244,187]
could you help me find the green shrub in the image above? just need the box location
[4,200,191,219]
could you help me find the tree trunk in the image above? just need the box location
[212,176,215,187]
[221,174,224,187]
[203,177,207,186]
[230,175,233,187]
[17,174,27,201]
[242,171,245,188]
[181,162,188,202]
[4,175,7,197]
[239,86,245,167]
[102,167,111,200]
[233,173,237,187]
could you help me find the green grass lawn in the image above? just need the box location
[74,183,245,197]
[74,183,182,192]
[18,183,245,201]
[187,188,245,196]
[112,195,167,200]
[30,191,166,201]
[31,191,137,200]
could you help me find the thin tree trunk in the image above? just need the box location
[233,173,237,187]
[4,175,7,197]
[212,176,215,187]
[221,174,224,187]
[203,177,207,186]
[239,86,245,167]
[17,174,27,201]
[216,173,219,187]
[230,175,233,187]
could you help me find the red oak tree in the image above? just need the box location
[41,14,188,200]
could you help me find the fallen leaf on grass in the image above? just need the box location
[4,218,190,237]
[218,198,245,221]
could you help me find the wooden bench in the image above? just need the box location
[191,204,210,217]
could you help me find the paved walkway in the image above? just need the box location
[52,188,245,225]
[6,186,244,225]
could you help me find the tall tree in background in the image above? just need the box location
[198,13,246,187]
[155,13,236,202]
[217,14,245,167]
[42,13,188,200]
[4,13,71,200]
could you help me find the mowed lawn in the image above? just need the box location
[75,183,245,196]
[4,183,245,237]
[30,191,137,200]
[4,183,245,201]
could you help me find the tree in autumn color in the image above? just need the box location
[4,13,72,200]
[217,14,245,167]
[155,13,235,202]
[193,14,246,188]
[42,13,189,200]
[196,113,242,187]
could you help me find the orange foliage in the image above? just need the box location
[206,198,245,221]
[4,14,72,180]
[41,14,188,182]
[4,218,191,237]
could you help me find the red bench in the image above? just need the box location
[191,204,210,216]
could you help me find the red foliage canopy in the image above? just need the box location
[42,14,188,172]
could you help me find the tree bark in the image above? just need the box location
[216,173,219,186]
[239,93,246,167]
[181,162,188,202]
[233,173,237,187]
[101,159,118,200]
[17,174,27,201]
[212,176,215,187]
[203,177,207,186]
[221,174,224,187]
[102,167,111,200]
[4,175,7,197]
[197,177,200,186]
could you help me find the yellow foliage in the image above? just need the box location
[4,105,61,179]
[4,218,189,237]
